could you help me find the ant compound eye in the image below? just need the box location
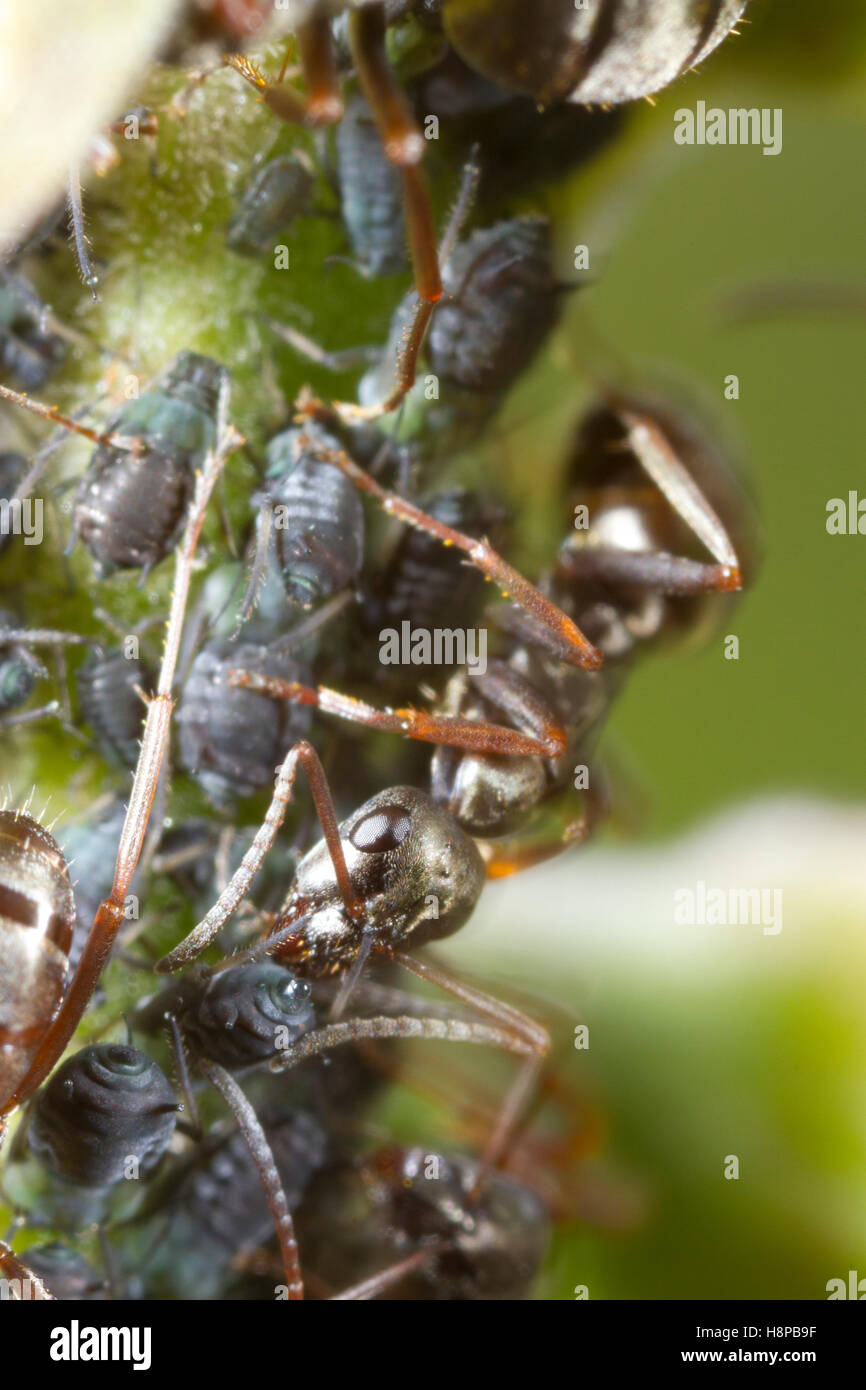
[349,804,413,854]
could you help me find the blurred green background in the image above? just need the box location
[1,0,864,1300]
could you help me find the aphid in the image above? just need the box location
[439,0,750,107]
[176,633,314,805]
[299,1144,551,1301]
[260,424,366,607]
[336,92,408,277]
[17,1242,105,1300]
[0,810,75,1100]
[363,487,506,640]
[0,400,242,1131]
[226,152,316,256]
[305,213,565,444]
[143,962,316,1071]
[138,1100,330,1300]
[72,351,226,576]
[0,273,66,389]
[0,621,47,717]
[75,648,153,768]
[27,1043,178,1227]
[61,798,133,975]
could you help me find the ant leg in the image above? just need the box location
[202,1061,303,1301]
[0,397,242,1120]
[0,1242,53,1299]
[0,384,140,453]
[295,14,344,124]
[391,951,551,1185]
[481,804,594,879]
[348,4,439,307]
[310,154,480,422]
[226,671,567,758]
[297,437,603,669]
[557,546,741,594]
[615,405,743,586]
[155,741,363,974]
[330,1242,452,1301]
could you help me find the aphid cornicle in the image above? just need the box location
[0,811,75,1098]
[75,648,152,767]
[262,424,366,606]
[439,0,750,107]
[177,635,314,805]
[73,351,225,576]
[28,1043,177,1192]
[226,153,316,256]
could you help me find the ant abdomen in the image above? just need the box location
[441,0,749,107]
[0,810,75,1097]
[73,351,224,576]
[264,426,366,607]
[28,1042,177,1192]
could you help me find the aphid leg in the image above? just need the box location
[166,1013,203,1140]
[155,741,362,974]
[0,401,242,1119]
[616,405,743,588]
[226,671,567,758]
[202,1062,303,1301]
[264,317,378,372]
[299,438,603,669]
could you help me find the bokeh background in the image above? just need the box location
[0,0,864,1299]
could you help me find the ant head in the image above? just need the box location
[287,786,486,972]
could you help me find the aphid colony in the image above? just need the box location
[0,1,751,1300]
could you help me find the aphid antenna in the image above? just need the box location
[66,161,99,302]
